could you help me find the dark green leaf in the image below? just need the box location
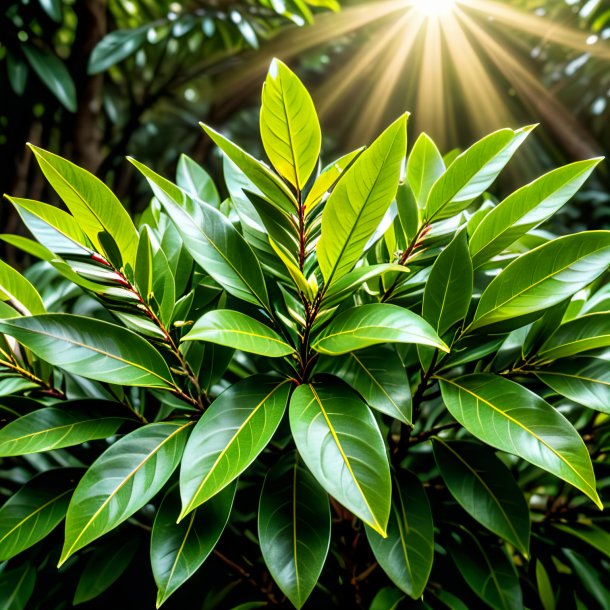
[0,563,36,610]
[88,27,148,74]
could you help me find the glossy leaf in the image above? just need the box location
[365,470,434,598]
[176,154,220,207]
[312,303,448,355]
[407,132,445,207]
[317,114,407,284]
[0,469,82,561]
[152,483,236,607]
[316,346,412,423]
[469,159,602,267]
[432,439,530,554]
[261,59,321,190]
[471,231,610,331]
[180,377,291,518]
[88,27,148,74]
[289,381,391,536]
[0,314,174,388]
[259,455,331,609]
[422,230,473,335]
[0,259,45,316]
[60,422,192,564]
[0,563,36,610]
[438,374,601,508]
[0,404,125,456]
[182,310,295,357]
[130,158,270,311]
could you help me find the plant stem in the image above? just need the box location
[0,357,66,399]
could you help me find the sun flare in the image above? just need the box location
[410,0,456,19]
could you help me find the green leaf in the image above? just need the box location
[553,523,610,561]
[182,310,295,357]
[60,422,192,565]
[0,314,174,388]
[29,146,138,266]
[304,148,363,215]
[445,529,523,610]
[259,455,331,609]
[152,482,235,607]
[311,303,448,355]
[289,381,391,536]
[365,470,434,598]
[535,357,610,413]
[407,133,445,208]
[422,230,473,335]
[130,158,270,311]
[73,538,139,605]
[317,114,408,284]
[88,27,148,74]
[469,159,602,267]
[180,377,291,518]
[22,44,76,112]
[260,59,321,190]
[432,439,530,554]
[200,123,297,214]
[39,0,62,21]
[316,346,412,423]
[470,231,610,331]
[438,374,601,508]
[0,469,82,561]
[269,238,314,299]
[536,560,556,610]
[0,563,36,610]
[425,126,533,222]
[6,53,28,96]
[0,404,125,456]
[536,312,610,361]
[0,259,45,316]
[369,588,405,610]
[176,154,220,207]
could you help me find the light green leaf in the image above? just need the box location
[269,238,314,300]
[259,455,331,609]
[432,439,530,554]
[469,159,602,267]
[407,132,445,208]
[60,422,192,565]
[130,158,270,311]
[176,154,220,207]
[0,259,45,316]
[180,377,291,518]
[311,303,448,355]
[152,482,235,607]
[438,374,601,508]
[182,310,295,357]
[317,114,408,284]
[289,381,391,536]
[425,126,533,222]
[0,468,82,561]
[0,314,174,388]
[365,470,434,598]
[536,560,556,610]
[422,230,473,335]
[470,231,610,331]
[261,59,321,190]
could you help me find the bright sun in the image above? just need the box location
[410,0,457,19]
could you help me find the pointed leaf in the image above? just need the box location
[176,154,220,207]
[180,377,291,518]
[407,133,445,208]
[60,422,192,564]
[289,381,391,535]
[259,455,330,609]
[88,27,147,74]
[438,374,601,508]
[0,259,45,316]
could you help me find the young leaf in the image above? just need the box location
[129,158,270,311]
[432,439,530,554]
[311,303,448,355]
[470,231,610,331]
[0,404,125,456]
[317,114,408,284]
[289,381,391,536]
[438,374,601,508]
[261,59,321,190]
[0,314,174,388]
[425,126,533,222]
[182,310,295,357]
[29,146,138,266]
[0,468,82,561]
[176,154,221,207]
[0,259,45,316]
[365,470,434,599]
[258,455,331,609]
[180,377,291,518]
[152,482,236,607]
[469,159,602,267]
[407,132,445,208]
[422,230,473,335]
[60,422,193,565]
